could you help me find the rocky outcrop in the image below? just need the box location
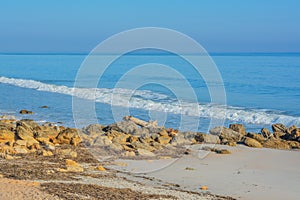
[243,137,263,148]
[194,133,220,144]
[229,124,246,135]
[210,126,243,143]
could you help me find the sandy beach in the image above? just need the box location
[112,144,300,200]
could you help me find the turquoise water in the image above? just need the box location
[0,53,300,132]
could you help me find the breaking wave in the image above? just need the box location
[1,76,299,126]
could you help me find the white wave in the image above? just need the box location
[1,76,299,126]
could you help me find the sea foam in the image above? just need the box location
[1,76,299,126]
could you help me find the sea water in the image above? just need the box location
[0,53,299,132]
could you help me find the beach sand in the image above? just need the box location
[111,144,300,200]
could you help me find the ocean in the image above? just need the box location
[0,53,300,133]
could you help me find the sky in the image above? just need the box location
[0,0,299,53]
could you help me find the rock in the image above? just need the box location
[93,136,112,147]
[246,133,265,143]
[194,133,220,144]
[82,124,105,135]
[215,149,231,154]
[0,129,15,143]
[95,165,106,171]
[42,150,53,156]
[158,129,169,137]
[182,131,197,143]
[229,124,246,135]
[104,120,139,135]
[272,123,287,133]
[55,128,81,146]
[121,151,135,157]
[40,106,49,108]
[136,148,156,157]
[58,159,84,173]
[157,135,172,145]
[263,139,290,150]
[243,137,263,148]
[169,134,190,145]
[109,143,124,152]
[14,146,28,154]
[286,125,297,134]
[273,131,286,139]
[111,134,130,145]
[19,110,33,114]
[57,149,77,158]
[261,128,272,138]
[34,125,60,143]
[200,186,208,190]
[16,121,34,140]
[15,140,27,146]
[209,126,242,142]
[291,128,300,138]
[130,141,155,152]
[287,141,300,149]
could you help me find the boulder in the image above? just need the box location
[287,141,300,149]
[169,134,190,145]
[263,139,290,150]
[243,137,263,148]
[111,133,130,145]
[19,110,33,114]
[246,133,265,143]
[136,148,155,157]
[261,128,272,138]
[55,128,81,146]
[13,146,28,154]
[33,125,60,142]
[103,120,139,135]
[271,123,287,133]
[157,135,172,145]
[209,126,243,142]
[194,133,220,144]
[82,124,104,135]
[93,136,112,147]
[229,124,246,135]
[0,129,15,143]
[273,131,286,139]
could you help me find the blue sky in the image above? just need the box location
[0,0,299,53]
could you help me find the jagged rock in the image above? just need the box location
[273,131,286,139]
[182,131,197,143]
[14,140,27,146]
[93,136,112,147]
[19,110,33,114]
[136,148,156,157]
[103,120,140,135]
[246,133,265,143]
[243,137,263,148]
[14,146,28,154]
[194,133,220,144]
[34,125,60,143]
[0,129,15,143]
[157,135,172,145]
[272,123,287,133]
[129,141,155,152]
[287,141,300,149]
[169,134,190,145]
[109,142,124,152]
[261,128,272,138]
[229,124,246,135]
[55,128,81,146]
[111,134,130,145]
[209,126,243,142]
[82,124,105,135]
[263,139,290,150]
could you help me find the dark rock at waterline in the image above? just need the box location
[19,110,33,114]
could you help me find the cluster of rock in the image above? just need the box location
[0,115,299,161]
[205,123,300,149]
[0,117,81,160]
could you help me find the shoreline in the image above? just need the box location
[0,114,299,199]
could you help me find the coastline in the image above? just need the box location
[0,114,299,199]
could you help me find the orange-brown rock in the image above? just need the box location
[55,128,81,146]
[263,139,290,150]
[229,124,246,135]
[0,129,15,143]
[244,137,263,148]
